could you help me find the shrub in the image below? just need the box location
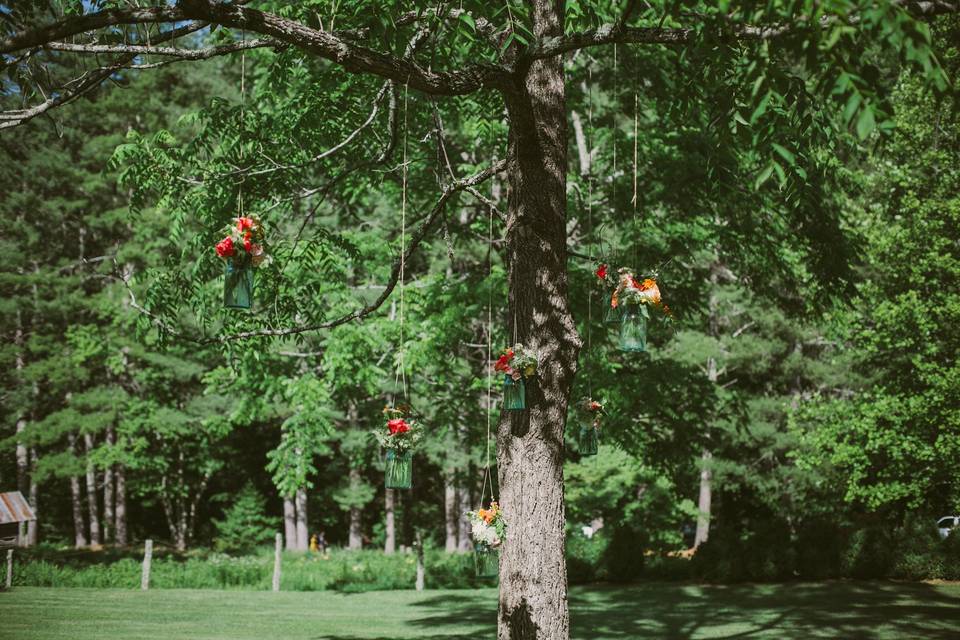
[213,483,277,554]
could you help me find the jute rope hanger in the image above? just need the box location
[394,80,410,401]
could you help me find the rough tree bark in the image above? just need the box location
[295,487,309,551]
[496,2,580,637]
[384,488,396,554]
[115,464,127,546]
[83,433,101,547]
[283,497,297,550]
[67,433,88,548]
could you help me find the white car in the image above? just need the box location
[937,516,959,540]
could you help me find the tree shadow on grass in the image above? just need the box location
[311,582,960,640]
[568,581,960,639]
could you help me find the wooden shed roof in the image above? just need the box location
[0,491,36,524]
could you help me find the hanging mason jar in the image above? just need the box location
[619,307,648,352]
[224,258,254,310]
[474,543,499,578]
[385,449,413,490]
[503,375,526,410]
[578,425,599,456]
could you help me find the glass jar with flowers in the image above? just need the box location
[611,269,664,352]
[215,216,268,309]
[373,405,423,489]
[576,397,605,456]
[494,344,538,411]
[466,501,506,578]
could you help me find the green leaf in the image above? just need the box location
[458,14,476,31]
[755,162,775,190]
[856,106,876,140]
[771,143,796,166]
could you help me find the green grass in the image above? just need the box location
[2,582,960,639]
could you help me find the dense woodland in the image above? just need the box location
[1,0,958,611]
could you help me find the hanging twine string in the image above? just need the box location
[631,87,639,267]
[481,198,495,505]
[238,31,246,217]
[395,81,410,400]
[586,65,594,399]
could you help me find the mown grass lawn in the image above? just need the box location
[2,582,960,639]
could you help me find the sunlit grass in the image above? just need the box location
[2,582,960,639]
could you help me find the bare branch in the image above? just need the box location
[0,20,208,129]
[43,37,281,59]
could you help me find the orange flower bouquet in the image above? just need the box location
[467,501,507,547]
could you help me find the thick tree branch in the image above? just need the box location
[1,1,511,96]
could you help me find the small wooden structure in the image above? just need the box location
[0,491,36,548]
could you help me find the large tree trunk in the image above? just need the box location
[295,487,309,551]
[283,497,297,550]
[444,469,458,552]
[115,464,128,546]
[384,488,396,554]
[497,3,579,637]
[102,427,116,545]
[67,434,88,549]
[83,433,101,547]
[347,466,363,551]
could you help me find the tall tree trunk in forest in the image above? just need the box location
[444,469,458,552]
[295,487,309,551]
[457,479,473,552]
[15,310,37,546]
[695,267,722,548]
[283,497,297,550]
[102,427,116,544]
[67,434,88,548]
[27,449,38,545]
[384,488,396,554]
[496,3,580,637]
[694,448,713,547]
[83,433,101,547]
[348,465,363,550]
[115,464,127,546]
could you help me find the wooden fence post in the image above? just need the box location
[272,533,282,592]
[5,549,12,589]
[141,539,152,591]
